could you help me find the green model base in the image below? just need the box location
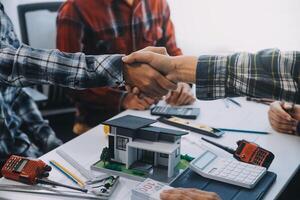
[92,154,194,183]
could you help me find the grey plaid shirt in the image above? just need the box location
[196,49,300,103]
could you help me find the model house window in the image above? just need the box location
[175,148,180,158]
[116,136,129,151]
[160,153,169,158]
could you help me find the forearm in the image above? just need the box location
[172,56,197,83]
[0,44,123,89]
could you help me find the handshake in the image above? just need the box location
[122,47,198,103]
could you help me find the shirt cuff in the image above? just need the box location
[95,54,124,86]
[195,55,228,100]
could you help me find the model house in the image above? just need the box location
[103,115,188,178]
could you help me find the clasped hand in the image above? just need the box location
[122,47,195,106]
[122,47,177,99]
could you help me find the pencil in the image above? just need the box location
[49,160,85,187]
[218,128,268,134]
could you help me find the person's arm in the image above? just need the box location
[0,43,123,89]
[8,87,63,152]
[123,48,300,102]
[196,49,299,102]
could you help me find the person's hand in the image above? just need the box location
[122,87,156,110]
[268,101,298,134]
[123,61,177,98]
[160,188,220,200]
[165,82,195,106]
[122,47,198,84]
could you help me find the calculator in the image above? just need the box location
[151,106,200,119]
[189,150,266,189]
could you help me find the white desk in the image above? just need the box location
[0,97,299,200]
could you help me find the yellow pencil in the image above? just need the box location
[50,160,85,187]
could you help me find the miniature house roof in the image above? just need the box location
[103,115,156,130]
[127,139,178,154]
[103,115,189,141]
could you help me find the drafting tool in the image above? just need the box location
[56,149,109,183]
[49,160,85,187]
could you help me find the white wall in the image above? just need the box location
[168,0,300,55]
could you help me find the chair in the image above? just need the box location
[17,1,75,116]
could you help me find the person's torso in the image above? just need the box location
[72,0,166,55]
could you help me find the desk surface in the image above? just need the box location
[0,97,299,200]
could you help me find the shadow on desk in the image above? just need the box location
[278,168,300,199]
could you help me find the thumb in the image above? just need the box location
[122,51,154,64]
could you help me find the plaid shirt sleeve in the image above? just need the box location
[196,49,300,103]
[0,43,124,89]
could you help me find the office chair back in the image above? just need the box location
[18,2,73,111]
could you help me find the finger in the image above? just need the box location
[270,102,293,121]
[155,74,177,92]
[132,87,140,95]
[137,98,151,109]
[269,120,294,134]
[160,190,193,200]
[269,110,296,125]
[125,85,132,92]
[141,46,168,55]
[176,91,190,106]
[166,87,181,105]
[141,95,155,105]
[143,80,168,98]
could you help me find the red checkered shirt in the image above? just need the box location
[57,0,182,125]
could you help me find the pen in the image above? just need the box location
[49,160,85,188]
[226,97,241,107]
[218,128,268,134]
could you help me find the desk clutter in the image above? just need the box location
[0,111,277,199]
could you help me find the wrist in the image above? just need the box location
[172,56,197,83]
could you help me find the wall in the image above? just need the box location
[168,0,300,55]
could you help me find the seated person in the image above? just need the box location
[0,6,62,167]
[0,86,62,167]
[57,0,195,134]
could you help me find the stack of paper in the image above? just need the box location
[131,178,172,200]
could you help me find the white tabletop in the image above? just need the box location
[0,97,299,200]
